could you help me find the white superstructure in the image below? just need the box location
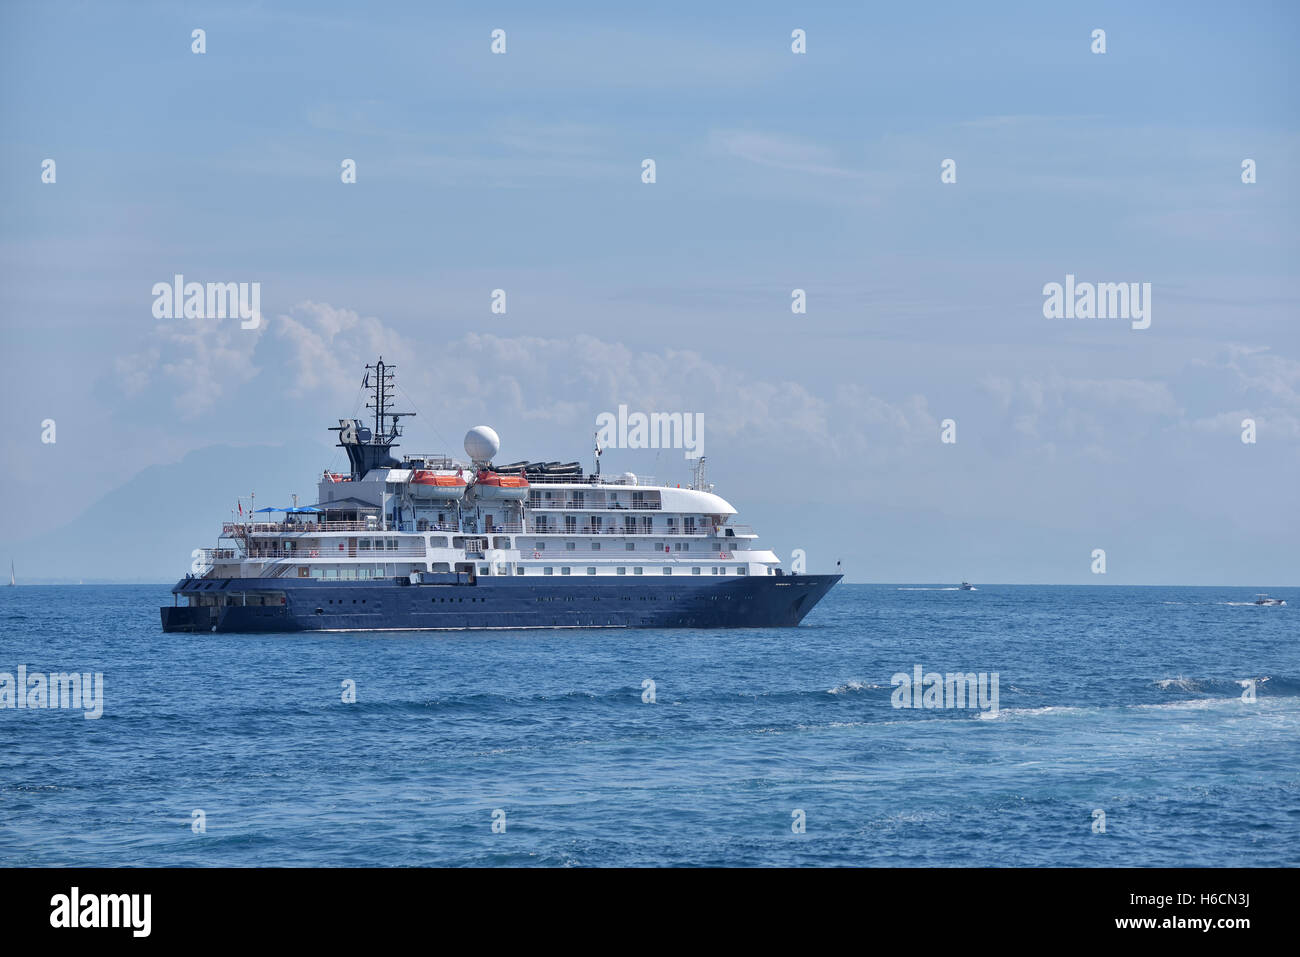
[199,431,780,586]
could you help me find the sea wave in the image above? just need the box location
[827,680,882,695]
[1154,675,1300,697]
[977,705,1090,721]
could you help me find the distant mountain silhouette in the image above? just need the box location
[3,442,335,583]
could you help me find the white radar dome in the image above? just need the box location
[464,426,501,464]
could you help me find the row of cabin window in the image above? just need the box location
[257,538,400,551]
[357,538,401,550]
[529,490,650,501]
[416,514,698,531]
[309,567,392,579]
[531,541,728,552]
[532,517,698,532]
[419,538,723,550]
[476,565,748,576]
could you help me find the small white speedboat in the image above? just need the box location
[1253,594,1286,606]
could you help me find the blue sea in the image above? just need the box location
[1,584,1296,867]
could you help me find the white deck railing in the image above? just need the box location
[528,500,662,511]
[514,549,748,560]
[242,546,429,560]
[217,521,756,543]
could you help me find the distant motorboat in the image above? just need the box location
[1253,594,1286,606]
[959,581,974,591]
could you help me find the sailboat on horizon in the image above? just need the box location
[8,560,14,587]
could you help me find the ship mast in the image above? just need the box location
[331,357,414,479]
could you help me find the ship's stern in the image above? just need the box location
[160,603,218,633]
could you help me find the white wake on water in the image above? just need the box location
[827,680,881,694]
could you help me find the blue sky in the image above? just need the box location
[1,1,1297,583]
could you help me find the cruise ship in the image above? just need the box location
[160,359,841,632]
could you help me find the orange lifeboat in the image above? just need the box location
[324,471,352,483]
[410,470,468,501]
[472,470,529,501]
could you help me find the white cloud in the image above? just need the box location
[113,320,263,419]
[113,305,940,463]
[275,301,410,405]
[110,303,1299,475]
[980,372,1182,439]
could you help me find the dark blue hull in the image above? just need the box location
[160,574,842,633]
